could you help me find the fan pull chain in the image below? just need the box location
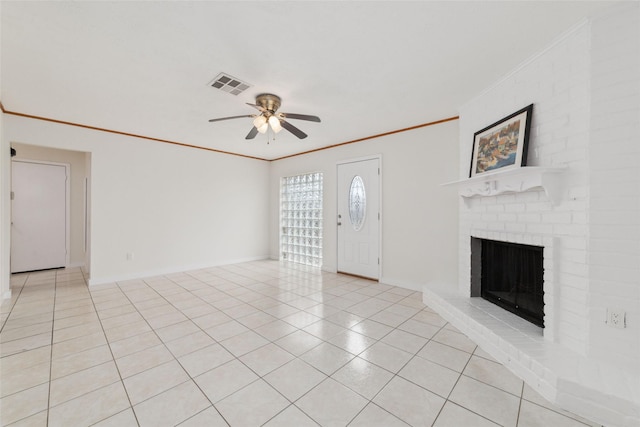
[267,127,275,144]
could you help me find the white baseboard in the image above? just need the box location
[379,276,424,292]
[66,261,85,269]
[2,290,11,300]
[87,255,270,286]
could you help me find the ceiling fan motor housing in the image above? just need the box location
[256,93,281,114]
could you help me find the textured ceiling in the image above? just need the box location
[1,1,608,160]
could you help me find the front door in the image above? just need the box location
[337,158,380,279]
[11,160,68,273]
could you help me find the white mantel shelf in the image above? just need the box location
[442,166,566,204]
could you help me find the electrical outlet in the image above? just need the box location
[606,308,626,329]
[126,252,134,261]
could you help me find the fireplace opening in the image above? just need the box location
[471,238,544,327]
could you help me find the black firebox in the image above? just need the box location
[474,239,544,327]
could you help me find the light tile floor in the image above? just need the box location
[0,261,602,426]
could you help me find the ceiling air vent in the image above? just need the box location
[209,73,251,96]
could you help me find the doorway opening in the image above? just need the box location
[10,144,91,277]
[280,172,323,267]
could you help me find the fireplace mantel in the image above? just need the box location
[443,167,566,205]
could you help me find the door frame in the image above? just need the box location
[11,159,71,271]
[336,154,382,279]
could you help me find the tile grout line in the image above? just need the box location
[0,276,26,334]
[345,292,445,424]
[157,274,252,426]
[88,279,142,426]
[187,265,329,424]
[52,270,129,425]
[45,270,60,427]
[117,272,280,423]
[179,265,347,425]
[105,262,329,425]
[435,346,483,427]
[257,287,440,426]
[112,276,199,417]
[516,381,526,427]
[354,321,451,427]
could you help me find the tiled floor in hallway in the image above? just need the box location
[1,261,600,426]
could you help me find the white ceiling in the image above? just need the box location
[1,1,608,160]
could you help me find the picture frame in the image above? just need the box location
[469,104,534,178]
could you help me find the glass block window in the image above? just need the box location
[280,172,323,267]
[349,175,366,231]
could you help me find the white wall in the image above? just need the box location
[11,143,88,268]
[3,114,271,285]
[0,112,9,299]
[84,151,92,276]
[0,1,9,300]
[270,120,460,290]
[587,2,640,373]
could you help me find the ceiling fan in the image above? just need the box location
[209,93,321,140]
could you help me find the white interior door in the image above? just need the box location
[11,161,68,273]
[337,158,380,279]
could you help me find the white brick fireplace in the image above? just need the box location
[423,4,639,427]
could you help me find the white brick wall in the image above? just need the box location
[449,4,640,425]
[458,21,592,355]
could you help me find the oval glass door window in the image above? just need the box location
[349,175,366,231]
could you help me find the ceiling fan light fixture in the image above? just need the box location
[253,115,268,133]
[268,115,283,133]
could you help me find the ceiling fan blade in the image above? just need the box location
[245,126,259,140]
[246,103,267,113]
[280,120,308,139]
[279,112,321,123]
[208,114,254,123]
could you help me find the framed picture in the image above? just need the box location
[469,104,533,177]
